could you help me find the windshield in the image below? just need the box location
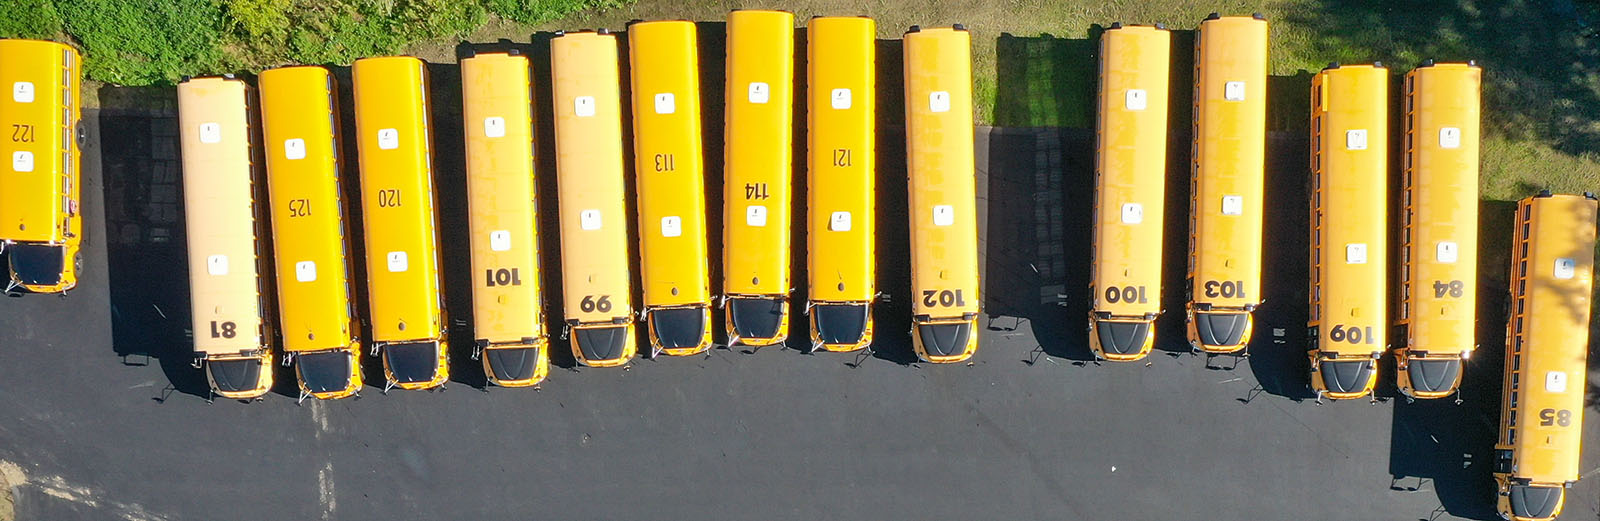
[8,244,65,286]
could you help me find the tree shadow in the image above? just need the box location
[97,86,212,400]
[1284,0,1600,157]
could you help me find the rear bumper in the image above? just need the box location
[380,340,449,390]
[1308,353,1378,399]
[809,301,873,352]
[205,351,274,399]
[648,305,712,356]
[570,321,636,367]
[1185,306,1253,353]
[724,295,789,346]
[913,315,978,363]
[1395,351,1464,399]
[1089,316,1155,361]
[481,339,549,387]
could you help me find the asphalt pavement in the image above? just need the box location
[0,83,1595,521]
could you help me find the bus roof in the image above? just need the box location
[178,76,271,356]
[0,39,78,244]
[351,55,445,344]
[258,65,357,354]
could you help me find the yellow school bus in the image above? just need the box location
[629,21,713,357]
[1492,191,1595,521]
[352,56,448,390]
[0,39,82,294]
[551,30,637,367]
[1186,14,1267,354]
[1089,24,1169,361]
[460,50,548,387]
[1307,64,1388,401]
[904,25,980,363]
[806,16,877,352]
[722,10,796,347]
[178,76,276,399]
[1396,61,1481,400]
[259,66,363,400]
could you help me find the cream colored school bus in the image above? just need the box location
[1307,64,1388,401]
[178,75,275,399]
[904,25,980,363]
[1395,61,1481,400]
[551,30,637,367]
[806,16,877,353]
[629,20,713,357]
[1186,14,1267,354]
[461,50,548,387]
[259,65,363,400]
[1492,192,1595,521]
[0,39,82,294]
[722,10,796,347]
[352,56,448,390]
[1089,24,1169,362]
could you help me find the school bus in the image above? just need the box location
[259,66,363,400]
[1492,191,1595,521]
[551,30,637,367]
[461,50,548,387]
[806,16,877,352]
[0,39,82,294]
[1186,14,1268,354]
[722,10,796,347]
[178,76,276,399]
[1089,24,1169,361]
[1396,61,1481,400]
[628,21,713,357]
[1307,64,1388,401]
[904,25,980,363]
[352,56,449,390]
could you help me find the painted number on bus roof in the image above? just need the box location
[929,91,950,113]
[1345,129,1368,150]
[12,82,33,103]
[1554,258,1577,280]
[198,123,222,144]
[377,128,399,150]
[747,82,769,104]
[386,251,409,272]
[580,209,602,230]
[11,151,33,172]
[660,216,682,237]
[483,117,506,138]
[831,88,851,110]
[206,254,229,276]
[1221,196,1243,216]
[653,93,675,114]
[284,138,306,160]
[745,205,767,227]
[933,205,954,226]
[1224,81,1246,101]
[295,261,317,282]
[489,230,511,251]
[1124,89,1147,110]
[1120,203,1143,224]
[1438,127,1461,149]
[573,96,596,117]
[1345,243,1368,264]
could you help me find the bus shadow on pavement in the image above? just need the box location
[97,86,212,401]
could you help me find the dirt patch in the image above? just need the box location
[0,461,23,521]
